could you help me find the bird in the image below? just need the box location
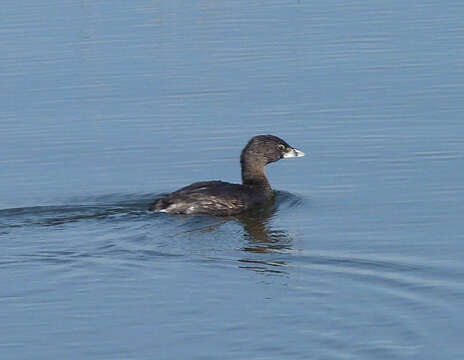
[150,135,304,216]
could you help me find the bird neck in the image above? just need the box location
[241,157,271,192]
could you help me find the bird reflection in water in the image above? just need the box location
[166,192,299,274]
[235,198,291,274]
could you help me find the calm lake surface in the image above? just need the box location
[1,1,464,359]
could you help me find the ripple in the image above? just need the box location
[267,249,464,358]
[291,249,464,338]
[293,250,464,292]
[0,193,160,229]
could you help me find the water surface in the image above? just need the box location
[1,1,464,359]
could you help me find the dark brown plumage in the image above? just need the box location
[150,135,304,216]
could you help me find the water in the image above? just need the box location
[1,1,464,359]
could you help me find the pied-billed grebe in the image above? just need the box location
[150,135,304,216]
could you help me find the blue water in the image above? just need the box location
[1,1,464,359]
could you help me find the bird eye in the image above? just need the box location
[278,144,285,150]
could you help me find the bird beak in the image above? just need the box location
[283,148,305,158]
